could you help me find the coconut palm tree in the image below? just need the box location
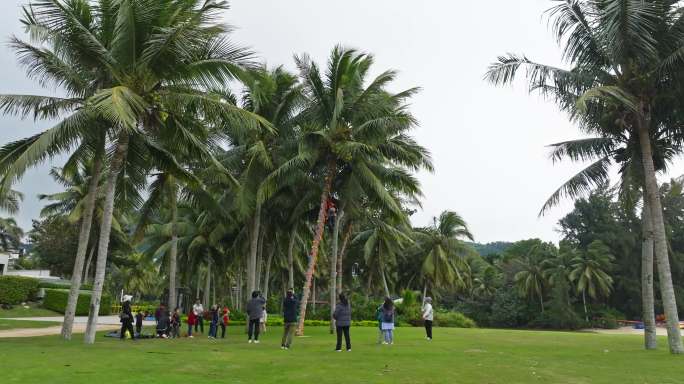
[513,242,555,312]
[411,211,475,302]
[262,46,432,334]
[355,214,413,298]
[486,0,684,353]
[570,240,614,321]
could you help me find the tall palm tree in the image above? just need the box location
[411,211,475,302]
[263,46,432,334]
[486,0,684,353]
[570,240,614,321]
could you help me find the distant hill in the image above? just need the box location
[467,241,514,257]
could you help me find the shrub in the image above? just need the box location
[590,308,622,329]
[37,281,93,291]
[42,289,111,315]
[0,276,39,304]
[434,311,477,328]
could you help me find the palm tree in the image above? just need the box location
[263,46,432,334]
[355,215,413,298]
[411,211,475,302]
[513,243,555,312]
[486,0,684,353]
[570,240,614,321]
[0,218,24,252]
[472,265,500,299]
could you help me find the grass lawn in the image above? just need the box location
[0,302,61,318]
[1,326,683,384]
[0,319,59,330]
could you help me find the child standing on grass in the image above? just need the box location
[187,309,196,338]
[381,297,395,345]
[208,305,219,339]
[135,311,143,336]
[221,306,230,339]
[260,307,268,334]
[376,304,384,344]
[170,307,181,338]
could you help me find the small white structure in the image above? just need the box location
[0,254,8,275]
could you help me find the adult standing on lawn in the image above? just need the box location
[281,288,299,349]
[119,297,135,340]
[422,297,434,341]
[193,298,204,334]
[333,293,352,352]
[247,291,266,343]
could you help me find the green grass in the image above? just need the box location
[0,302,61,318]
[1,326,683,383]
[0,318,59,330]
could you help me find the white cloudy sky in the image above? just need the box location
[1,0,683,243]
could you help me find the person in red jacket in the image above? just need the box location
[187,310,196,338]
[220,307,230,339]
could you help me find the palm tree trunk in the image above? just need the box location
[84,132,129,344]
[247,206,262,297]
[380,263,391,299]
[256,227,265,291]
[642,190,658,350]
[263,246,275,299]
[422,283,428,307]
[168,187,178,311]
[582,291,588,322]
[62,152,103,340]
[329,209,344,334]
[83,246,95,285]
[287,226,296,290]
[337,222,352,294]
[637,116,684,354]
[365,273,373,303]
[296,161,336,336]
[204,259,211,306]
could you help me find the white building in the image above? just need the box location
[0,254,7,275]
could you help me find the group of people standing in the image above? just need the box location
[119,290,436,348]
[187,299,231,339]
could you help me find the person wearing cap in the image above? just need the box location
[281,288,298,349]
[422,297,434,341]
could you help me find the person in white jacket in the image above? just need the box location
[422,297,434,340]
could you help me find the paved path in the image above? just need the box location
[0,316,156,338]
[587,326,669,336]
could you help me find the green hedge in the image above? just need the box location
[0,276,39,304]
[38,281,93,290]
[42,289,111,316]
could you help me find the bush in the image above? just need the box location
[42,289,111,316]
[0,276,39,304]
[590,308,622,329]
[37,281,93,290]
[434,311,477,328]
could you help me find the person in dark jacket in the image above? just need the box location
[208,305,219,339]
[156,310,170,338]
[333,293,352,352]
[281,288,299,349]
[135,311,143,336]
[246,291,266,343]
[120,298,135,340]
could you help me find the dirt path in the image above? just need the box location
[0,323,119,338]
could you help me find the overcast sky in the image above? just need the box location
[1,0,683,243]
